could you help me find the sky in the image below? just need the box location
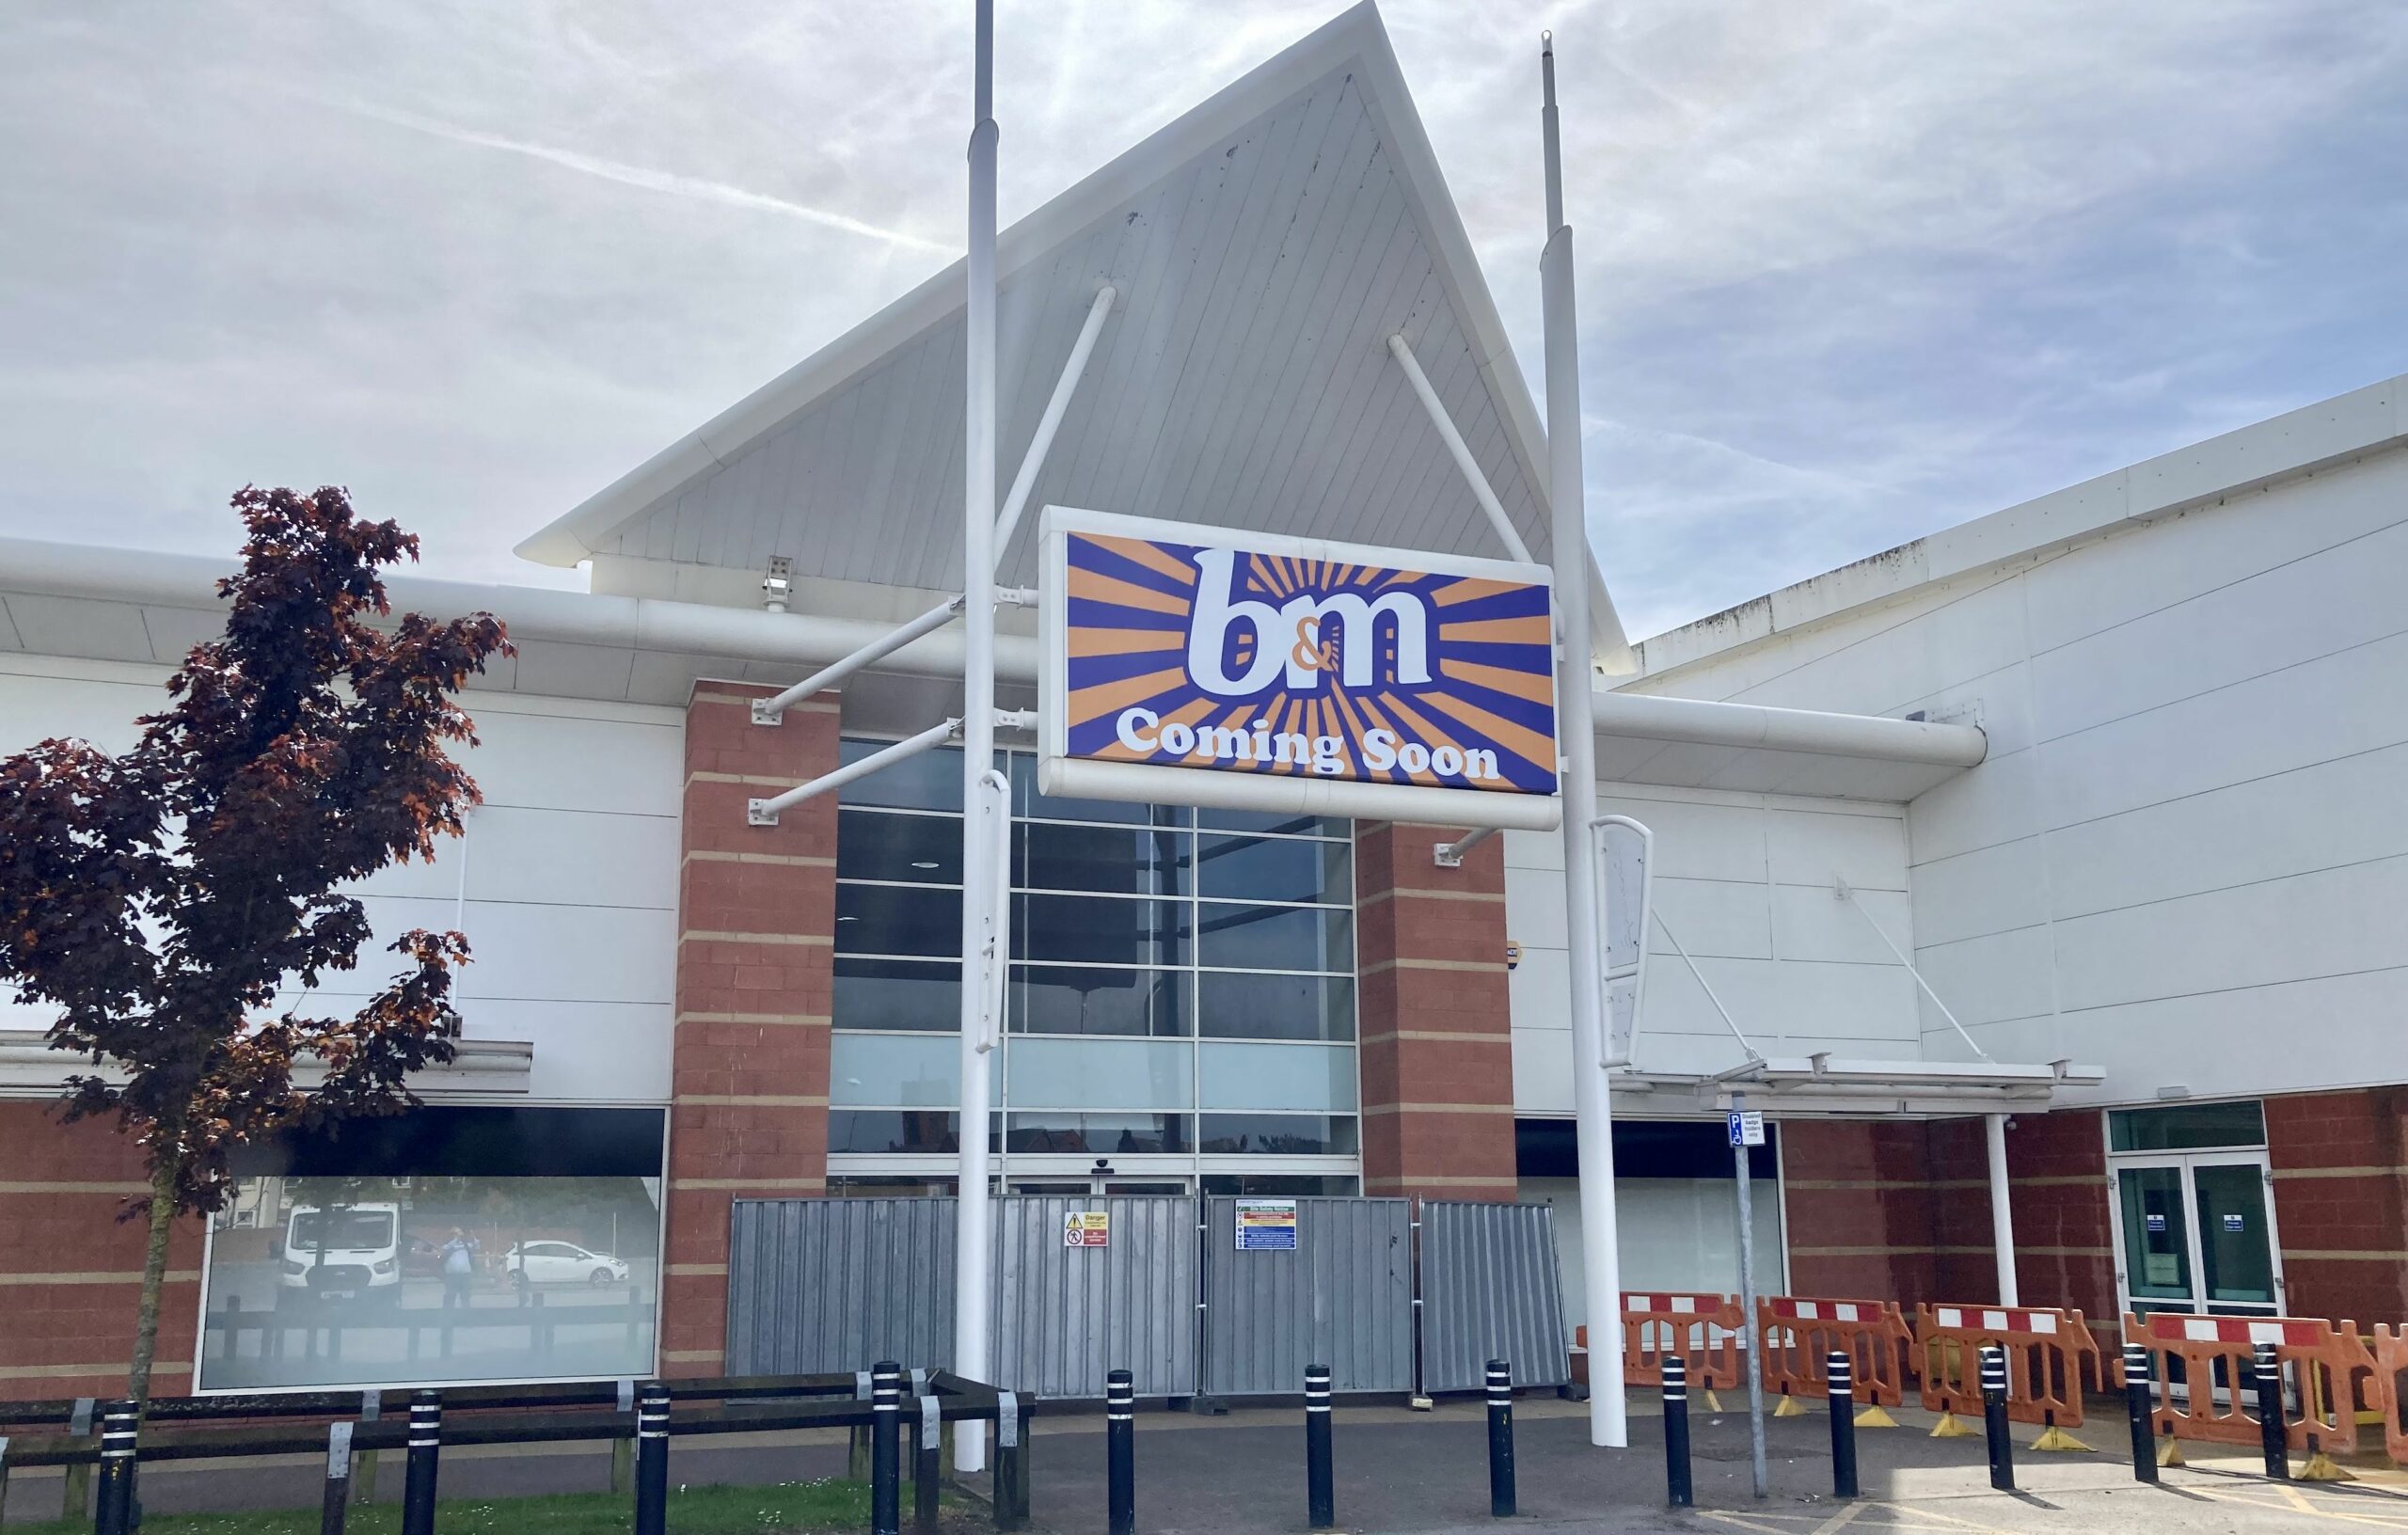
[3,1,2404,641]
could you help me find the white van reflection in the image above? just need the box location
[277,1203,401,1306]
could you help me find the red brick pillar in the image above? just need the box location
[2267,1088,2408,1325]
[661,682,840,1375]
[1778,1121,1943,1304]
[0,1102,206,1399]
[1352,822,1516,1199]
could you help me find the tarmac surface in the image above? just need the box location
[7,1391,2407,1531]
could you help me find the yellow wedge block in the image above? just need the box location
[1703,1390,1726,1413]
[2298,1450,2354,1482]
[2030,1424,2093,1453]
[2156,1436,2185,1467]
[1853,1403,1899,1429]
[1930,1410,1977,1438]
[1773,1395,1806,1418]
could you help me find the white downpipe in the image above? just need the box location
[1986,1113,2020,1306]
[1835,880,1993,1063]
[1540,31,1624,1451]
[992,284,1117,560]
[752,594,966,720]
[747,717,959,822]
[953,0,1000,1477]
[1386,333,1534,565]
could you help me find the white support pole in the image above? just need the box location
[1986,1113,2020,1306]
[992,284,1117,559]
[747,717,960,823]
[751,595,966,723]
[1432,823,1497,868]
[1539,30,1624,1451]
[953,0,1000,1477]
[1386,333,1535,565]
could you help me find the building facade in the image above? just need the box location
[3,3,2403,1398]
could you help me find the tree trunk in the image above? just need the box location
[126,1154,180,1403]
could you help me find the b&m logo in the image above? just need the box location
[1059,525,1558,794]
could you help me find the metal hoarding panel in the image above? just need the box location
[990,1195,1197,1399]
[1201,1196,1413,1396]
[1417,1200,1572,1394]
[725,1198,956,1377]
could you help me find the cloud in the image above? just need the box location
[324,97,954,256]
[1,0,2403,646]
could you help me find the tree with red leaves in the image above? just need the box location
[0,486,512,1400]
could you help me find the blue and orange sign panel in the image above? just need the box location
[1040,510,1559,797]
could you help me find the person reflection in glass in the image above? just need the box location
[439,1227,480,1309]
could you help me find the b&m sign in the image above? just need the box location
[1039,508,1562,831]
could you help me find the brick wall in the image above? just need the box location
[1353,822,1516,1199]
[661,682,841,1375]
[1779,1109,2115,1335]
[2265,1087,2408,1326]
[0,1101,204,1400]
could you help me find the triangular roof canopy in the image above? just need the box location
[518,1,1632,670]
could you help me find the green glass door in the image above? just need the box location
[2114,1153,2282,1321]
[2192,1161,2278,1311]
[2116,1165,2194,1307]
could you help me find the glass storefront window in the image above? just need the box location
[1196,902,1351,973]
[1198,1114,1359,1156]
[1197,973,1354,1041]
[1005,1114,1192,1154]
[198,1107,663,1392]
[832,957,960,1031]
[1199,1174,1361,1196]
[1195,834,1351,904]
[834,740,1361,1184]
[1010,965,1188,1037]
[2110,1100,2266,1152]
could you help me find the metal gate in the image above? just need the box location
[991,1195,1198,1399]
[1200,1196,1414,1395]
[1418,1199,1571,1393]
[726,1197,956,1376]
[725,1194,1562,1397]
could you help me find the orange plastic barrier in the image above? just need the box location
[1915,1304,2101,1429]
[1760,1296,1917,1408]
[2373,1325,2408,1466]
[1618,1291,1745,1391]
[2123,1311,2379,1456]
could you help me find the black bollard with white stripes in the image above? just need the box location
[2121,1345,2159,1484]
[1485,1359,1515,1517]
[2254,1343,2289,1480]
[1661,1356,1693,1508]
[871,1363,904,1535]
[1827,1351,1860,1499]
[319,1421,354,1535]
[633,1383,671,1535]
[1980,1347,2015,1493]
[402,1390,441,1535]
[92,1400,137,1535]
[1304,1364,1335,1531]
[1106,1369,1136,1535]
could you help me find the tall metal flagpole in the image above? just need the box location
[1540,32,1626,1449]
[953,0,1001,1476]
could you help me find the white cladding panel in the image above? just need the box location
[1624,446,2408,1106]
[0,657,681,1103]
[1503,789,1921,1115]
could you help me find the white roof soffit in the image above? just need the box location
[1618,1055,2108,1119]
[0,534,1979,799]
[517,1,1635,673]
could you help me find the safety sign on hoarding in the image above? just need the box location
[1234,1198,1300,1251]
[1063,1211,1111,1248]
[1039,508,1559,823]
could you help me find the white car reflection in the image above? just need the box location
[503,1240,631,1289]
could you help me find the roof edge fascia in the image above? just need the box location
[1631,372,2408,684]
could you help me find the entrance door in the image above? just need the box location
[2112,1151,2284,1321]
